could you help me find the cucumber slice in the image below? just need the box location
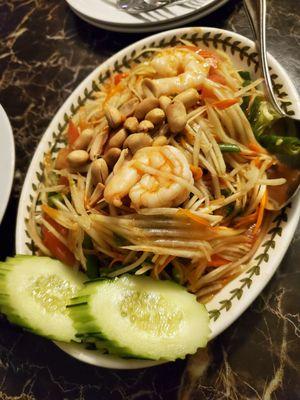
[0,255,85,342]
[68,275,210,360]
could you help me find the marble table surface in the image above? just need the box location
[0,0,299,399]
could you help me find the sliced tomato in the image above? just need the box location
[58,175,69,187]
[42,225,75,266]
[67,121,80,145]
[43,212,68,237]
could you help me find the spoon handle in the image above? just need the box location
[243,0,285,116]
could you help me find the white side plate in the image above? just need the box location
[0,105,15,223]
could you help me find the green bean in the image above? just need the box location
[219,143,241,153]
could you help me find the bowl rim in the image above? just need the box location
[15,26,300,369]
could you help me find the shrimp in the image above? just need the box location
[142,49,211,97]
[104,145,194,209]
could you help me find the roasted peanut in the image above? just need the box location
[67,150,89,168]
[173,88,200,109]
[73,128,94,150]
[159,96,172,112]
[152,136,168,146]
[134,98,159,120]
[138,120,154,132]
[145,108,165,125]
[103,147,122,169]
[123,116,139,133]
[123,133,153,154]
[166,100,187,134]
[106,128,127,150]
[91,158,109,185]
[104,106,123,129]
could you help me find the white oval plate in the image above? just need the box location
[0,105,15,224]
[16,27,300,369]
[66,0,229,28]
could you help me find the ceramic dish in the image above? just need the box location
[0,105,15,223]
[66,0,229,32]
[16,27,300,369]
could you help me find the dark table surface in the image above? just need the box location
[0,0,299,399]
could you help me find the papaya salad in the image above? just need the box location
[27,42,296,305]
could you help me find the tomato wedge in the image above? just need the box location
[58,175,69,187]
[41,214,75,266]
[67,121,80,145]
[43,212,68,237]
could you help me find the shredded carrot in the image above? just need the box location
[42,204,60,221]
[187,263,202,288]
[201,86,217,102]
[177,45,198,51]
[177,46,219,65]
[208,72,227,85]
[208,67,227,85]
[220,273,239,286]
[103,83,125,106]
[253,190,268,234]
[151,256,174,279]
[157,256,175,275]
[177,209,211,226]
[248,142,267,154]
[190,165,203,181]
[251,157,262,168]
[114,72,128,85]
[207,255,230,267]
[212,98,239,110]
[234,211,258,228]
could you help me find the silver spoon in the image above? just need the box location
[243,0,300,209]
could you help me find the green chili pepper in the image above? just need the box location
[219,143,241,153]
